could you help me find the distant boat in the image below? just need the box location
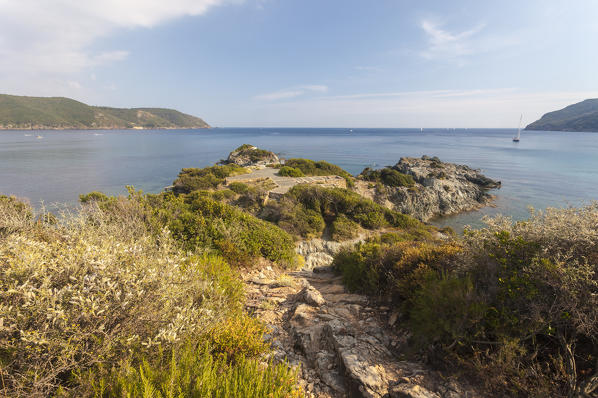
[36,135,43,139]
[513,114,522,142]
[420,127,423,132]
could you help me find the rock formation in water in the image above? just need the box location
[355,156,500,221]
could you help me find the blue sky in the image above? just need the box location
[1,0,597,127]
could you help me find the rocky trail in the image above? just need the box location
[243,264,478,398]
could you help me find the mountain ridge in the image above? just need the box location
[0,93,210,130]
[526,98,598,132]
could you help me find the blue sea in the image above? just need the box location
[1,128,597,229]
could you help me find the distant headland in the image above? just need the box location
[526,98,598,132]
[0,93,210,130]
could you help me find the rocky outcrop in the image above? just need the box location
[356,156,500,221]
[243,266,479,398]
[296,236,371,269]
[224,144,279,167]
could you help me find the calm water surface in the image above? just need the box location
[2,128,597,229]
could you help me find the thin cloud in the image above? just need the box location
[254,85,328,101]
[0,0,239,95]
[244,88,598,128]
[420,19,486,62]
[327,88,516,101]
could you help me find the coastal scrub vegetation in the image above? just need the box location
[0,195,299,397]
[333,205,598,397]
[284,158,351,179]
[79,188,298,267]
[262,185,426,240]
[283,158,354,187]
[229,144,278,164]
[172,164,248,194]
[358,166,415,188]
[278,166,305,177]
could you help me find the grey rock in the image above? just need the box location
[302,285,326,307]
[388,383,441,398]
[355,156,500,222]
[224,145,279,167]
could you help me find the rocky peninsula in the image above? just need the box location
[220,146,500,222]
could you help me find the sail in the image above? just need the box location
[514,114,522,141]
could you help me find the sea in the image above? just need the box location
[1,128,597,230]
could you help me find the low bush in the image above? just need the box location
[333,205,598,397]
[278,166,305,177]
[80,189,298,268]
[172,164,248,194]
[332,238,461,302]
[262,196,326,239]
[284,158,355,187]
[330,214,360,241]
[262,185,424,240]
[0,198,248,396]
[157,192,298,266]
[92,343,300,398]
[0,194,33,236]
[359,167,415,188]
[229,182,250,194]
[284,158,351,179]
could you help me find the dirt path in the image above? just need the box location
[225,166,346,195]
[243,265,478,398]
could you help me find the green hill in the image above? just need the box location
[0,94,210,129]
[525,98,598,132]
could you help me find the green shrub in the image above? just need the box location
[359,167,415,187]
[80,189,298,268]
[334,205,598,396]
[410,272,487,347]
[284,158,356,188]
[172,164,248,194]
[278,166,305,177]
[263,198,325,239]
[229,182,250,194]
[330,214,360,241]
[332,238,461,301]
[263,185,424,240]
[206,314,270,361]
[0,197,245,396]
[284,158,351,179]
[150,192,298,267]
[92,344,300,398]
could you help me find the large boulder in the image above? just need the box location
[225,144,279,167]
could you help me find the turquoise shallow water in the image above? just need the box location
[1,128,597,229]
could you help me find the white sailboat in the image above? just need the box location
[513,114,522,142]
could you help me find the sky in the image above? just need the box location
[1,0,598,127]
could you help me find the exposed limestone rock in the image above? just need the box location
[242,266,480,398]
[355,156,500,221]
[296,236,368,269]
[389,383,441,398]
[302,285,326,306]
